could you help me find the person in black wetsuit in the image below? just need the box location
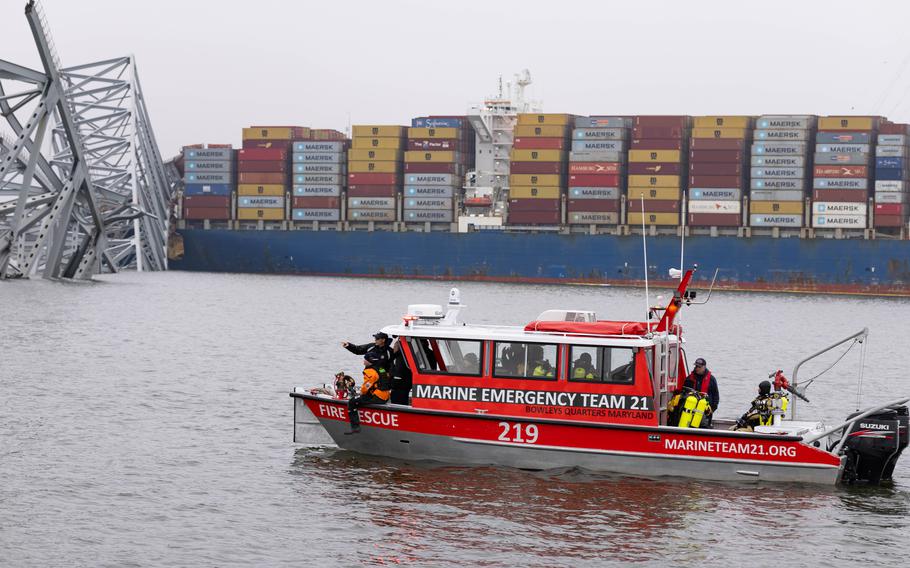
[389,339,413,405]
[342,331,393,369]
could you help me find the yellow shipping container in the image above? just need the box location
[627,212,679,226]
[692,116,752,129]
[510,149,565,162]
[817,116,878,131]
[408,127,460,139]
[237,184,285,196]
[627,175,681,189]
[627,187,682,201]
[348,161,400,173]
[348,148,402,161]
[513,124,568,138]
[509,174,562,187]
[509,186,561,199]
[628,149,682,163]
[242,127,296,140]
[352,125,405,138]
[352,137,403,149]
[517,113,573,126]
[691,128,750,139]
[237,208,285,221]
[750,201,803,215]
[404,151,458,163]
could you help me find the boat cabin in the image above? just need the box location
[383,292,688,427]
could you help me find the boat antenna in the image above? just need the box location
[680,198,686,282]
[640,195,651,333]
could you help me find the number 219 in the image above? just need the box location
[497,422,539,444]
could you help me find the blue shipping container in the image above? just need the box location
[874,167,907,181]
[411,117,464,128]
[876,157,904,169]
[184,183,233,196]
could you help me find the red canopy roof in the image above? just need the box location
[523,320,652,336]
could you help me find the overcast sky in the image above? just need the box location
[3,0,910,157]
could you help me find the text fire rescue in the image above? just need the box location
[414,384,651,410]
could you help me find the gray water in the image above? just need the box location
[2,272,909,566]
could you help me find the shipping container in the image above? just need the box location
[627,212,680,226]
[184,148,233,160]
[872,192,906,203]
[239,160,286,173]
[687,213,741,227]
[689,139,746,150]
[242,127,297,140]
[750,178,805,190]
[812,214,867,228]
[813,189,868,202]
[628,187,682,201]
[690,149,743,162]
[750,155,806,167]
[510,162,566,174]
[408,138,469,152]
[507,198,561,212]
[692,116,752,129]
[879,123,910,135]
[568,187,620,200]
[627,199,679,213]
[293,174,344,185]
[566,199,619,212]
[238,148,287,161]
[352,125,406,138]
[412,117,464,128]
[517,113,573,126]
[404,198,453,210]
[754,130,812,141]
[510,149,565,162]
[404,151,459,163]
[184,195,232,208]
[572,128,628,140]
[814,152,870,165]
[874,168,906,181]
[567,211,620,224]
[292,197,340,209]
[872,214,906,227]
[512,137,567,150]
[750,201,803,215]
[236,208,285,221]
[691,128,751,139]
[292,209,341,221]
[813,178,869,190]
[689,188,741,200]
[183,207,231,220]
[569,174,621,187]
[756,116,815,130]
[509,174,562,187]
[570,140,626,152]
[568,162,623,175]
[634,116,689,128]
[348,197,396,209]
[631,127,685,139]
[630,139,685,150]
[749,214,802,227]
[408,127,460,139]
[293,141,346,153]
[241,139,292,150]
[513,124,569,138]
[628,149,681,163]
[750,189,805,201]
[348,172,400,185]
[405,173,455,185]
[507,211,561,224]
[348,148,402,161]
[404,210,454,222]
[238,184,285,196]
[184,183,232,196]
[812,165,867,178]
[817,116,879,130]
[352,137,404,149]
[404,186,455,197]
[185,172,233,184]
[348,209,397,221]
[348,185,398,197]
[403,162,461,174]
[509,186,561,199]
[689,163,743,176]
[627,174,681,188]
[688,201,742,214]
[816,143,870,154]
[750,166,804,178]
[689,175,744,189]
[875,180,908,191]
[752,142,808,155]
[816,132,872,144]
[295,163,346,174]
[569,151,624,162]
[575,116,630,128]
[627,162,682,175]
[877,134,908,145]
[814,202,867,215]
[876,146,909,157]
[874,203,908,214]
[292,153,346,164]
[238,196,283,209]
[349,161,399,173]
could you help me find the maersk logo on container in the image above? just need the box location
[407,174,452,185]
[818,144,869,154]
[752,143,805,155]
[691,189,738,200]
[406,186,450,196]
[815,202,864,214]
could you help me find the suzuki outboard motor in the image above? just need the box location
[839,405,909,484]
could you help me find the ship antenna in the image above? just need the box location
[680,198,686,281]
[640,195,651,333]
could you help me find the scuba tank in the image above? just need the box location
[691,396,709,428]
[678,392,699,428]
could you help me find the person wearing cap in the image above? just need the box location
[680,357,720,427]
[734,380,774,431]
[345,353,391,435]
[342,332,393,369]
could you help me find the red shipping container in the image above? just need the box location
[568,162,622,175]
[874,203,906,216]
[183,207,231,220]
[513,137,567,150]
[348,185,398,197]
[567,199,619,212]
[628,162,682,175]
[878,123,910,135]
[407,139,460,151]
[627,199,679,213]
[510,162,565,174]
[689,138,745,150]
[507,211,561,225]
[184,195,232,208]
[812,165,868,178]
[689,162,743,176]
[813,189,867,202]
[689,175,744,188]
[687,213,741,227]
[238,148,288,161]
[632,126,685,139]
[238,160,287,173]
[630,139,685,150]
[508,198,561,212]
[634,116,688,128]
[238,172,287,184]
[569,174,621,187]
[292,196,340,209]
[404,162,461,174]
[348,172,400,185]
[242,139,292,150]
[873,214,906,227]
[689,150,743,162]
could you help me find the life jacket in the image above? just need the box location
[532,364,554,378]
[686,371,712,395]
[573,366,594,379]
[361,367,391,401]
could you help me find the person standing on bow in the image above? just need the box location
[681,357,720,427]
[345,353,391,435]
[342,331,393,369]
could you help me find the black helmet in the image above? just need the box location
[759,380,772,396]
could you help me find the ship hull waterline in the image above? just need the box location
[293,394,843,485]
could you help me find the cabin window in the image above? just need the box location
[493,342,558,380]
[408,337,482,376]
[568,345,637,384]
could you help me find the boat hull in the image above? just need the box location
[292,393,843,485]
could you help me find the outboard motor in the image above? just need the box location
[839,405,909,484]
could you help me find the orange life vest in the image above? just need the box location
[361,367,390,401]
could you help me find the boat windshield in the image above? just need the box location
[408,337,483,376]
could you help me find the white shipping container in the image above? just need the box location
[875,180,908,192]
[813,202,867,215]
[750,214,802,227]
[874,192,908,204]
[812,214,867,228]
[876,145,909,157]
[688,201,742,214]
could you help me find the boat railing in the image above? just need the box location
[791,327,869,420]
[801,396,910,455]
[404,322,675,341]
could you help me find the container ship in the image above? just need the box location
[170,74,910,296]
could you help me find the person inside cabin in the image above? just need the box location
[572,352,596,380]
[461,352,480,373]
[389,339,413,405]
[608,350,637,384]
[501,343,526,375]
[734,380,774,432]
[680,357,720,427]
[345,353,391,435]
[529,344,554,378]
[342,331,393,368]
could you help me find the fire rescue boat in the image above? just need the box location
[291,268,909,485]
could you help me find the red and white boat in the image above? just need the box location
[291,269,909,485]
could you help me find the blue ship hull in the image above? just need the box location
[171,230,910,296]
